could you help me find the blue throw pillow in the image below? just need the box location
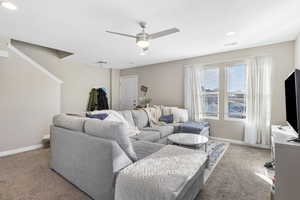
[86,113,108,120]
[159,114,174,123]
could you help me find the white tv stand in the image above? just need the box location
[272,125,300,200]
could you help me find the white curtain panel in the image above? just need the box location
[184,66,203,121]
[244,56,272,145]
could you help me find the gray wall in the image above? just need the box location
[295,33,300,69]
[0,37,60,152]
[12,40,112,114]
[111,69,120,110]
[121,41,295,141]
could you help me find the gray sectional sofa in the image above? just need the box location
[119,109,209,144]
[50,109,209,200]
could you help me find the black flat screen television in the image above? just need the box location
[285,69,300,142]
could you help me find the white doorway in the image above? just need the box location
[119,75,138,110]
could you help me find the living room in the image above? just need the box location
[1,0,300,200]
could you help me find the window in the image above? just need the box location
[200,67,219,118]
[225,64,247,119]
[197,62,247,120]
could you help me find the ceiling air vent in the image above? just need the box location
[224,42,238,47]
[96,60,109,68]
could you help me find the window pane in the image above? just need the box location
[228,64,246,93]
[202,94,218,117]
[228,93,246,119]
[201,68,219,92]
[227,64,247,119]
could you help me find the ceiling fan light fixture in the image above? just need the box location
[106,22,179,54]
[1,1,17,10]
[136,40,149,48]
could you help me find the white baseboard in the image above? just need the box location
[0,144,43,158]
[210,136,271,149]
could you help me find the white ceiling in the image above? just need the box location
[1,0,300,69]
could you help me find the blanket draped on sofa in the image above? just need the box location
[143,105,166,127]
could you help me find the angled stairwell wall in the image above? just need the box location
[11,40,112,114]
[1,38,120,155]
[0,37,61,154]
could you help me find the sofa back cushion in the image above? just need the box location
[84,119,138,161]
[161,107,189,123]
[53,114,86,132]
[131,110,149,129]
[118,110,135,127]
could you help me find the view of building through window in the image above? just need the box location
[226,64,247,119]
[200,67,219,118]
[199,62,247,119]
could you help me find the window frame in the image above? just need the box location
[200,66,220,120]
[224,62,248,121]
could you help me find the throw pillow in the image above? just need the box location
[159,114,174,123]
[104,114,140,137]
[86,113,108,120]
[89,110,141,137]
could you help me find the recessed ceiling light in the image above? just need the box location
[1,1,17,10]
[224,42,238,47]
[226,32,236,36]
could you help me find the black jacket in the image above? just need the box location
[98,88,109,110]
[87,88,109,111]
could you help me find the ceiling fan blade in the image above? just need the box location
[106,31,137,38]
[149,28,180,39]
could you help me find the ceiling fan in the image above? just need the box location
[106,22,180,54]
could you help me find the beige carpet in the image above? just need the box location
[197,144,271,200]
[0,144,270,200]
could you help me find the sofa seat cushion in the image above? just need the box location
[156,137,169,144]
[85,119,138,161]
[131,110,149,129]
[130,131,160,142]
[142,125,174,138]
[131,141,164,160]
[53,114,86,132]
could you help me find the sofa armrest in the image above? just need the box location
[200,126,210,137]
[50,126,132,200]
